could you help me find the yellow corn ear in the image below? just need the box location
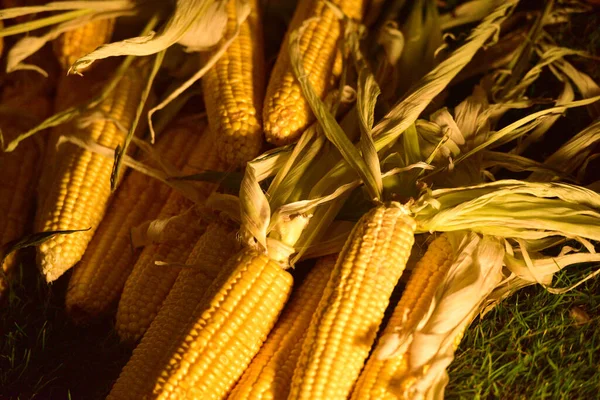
[35,60,151,283]
[35,71,107,233]
[350,233,454,399]
[202,0,265,167]
[107,222,240,399]
[0,108,51,297]
[263,0,366,145]
[53,18,115,71]
[0,54,56,296]
[151,248,294,400]
[229,254,336,400]
[115,131,224,342]
[65,122,202,323]
[289,203,416,400]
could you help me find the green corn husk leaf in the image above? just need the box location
[454,26,526,85]
[69,0,238,74]
[290,196,349,264]
[439,0,505,30]
[493,0,553,100]
[453,95,600,166]
[110,50,164,190]
[481,151,571,178]
[239,159,273,250]
[511,80,575,155]
[266,125,327,211]
[412,180,600,241]
[289,20,382,201]
[529,117,600,182]
[146,0,251,140]
[541,41,600,119]
[353,30,383,200]
[0,1,132,19]
[299,220,354,259]
[394,0,442,97]
[5,11,131,74]
[313,1,517,198]
[504,245,600,292]
[0,9,91,36]
[372,0,517,147]
[0,16,160,152]
[54,134,205,204]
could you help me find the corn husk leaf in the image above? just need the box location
[300,220,354,259]
[0,16,160,152]
[375,232,505,399]
[69,0,236,74]
[146,1,251,140]
[0,1,132,19]
[453,95,600,166]
[239,159,271,250]
[393,0,442,97]
[439,0,505,30]
[503,245,600,293]
[54,134,205,204]
[481,151,570,178]
[289,22,382,200]
[542,41,600,118]
[266,125,327,211]
[0,9,91,36]
[493,0,553,100]
[372,0,516,148]
[5,11,132,74]
[314,1,517,198]
[413,180,600,241]
[529,118,600,182]
[110,51,163,190]
[511,79,575,155]
[353,36,383,198]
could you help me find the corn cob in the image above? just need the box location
[65,122,202,323]
[351,233,454,399]
[202,0,265,167]
[107,222,240,399]
[289,203,416,400]
[53,18,115,71]
[0,112,50,297]
[115,131,224,342]
[150,248,294,399]
[35,60,150,283]
[0,52,57,297]
[34,70,107,232]
[229,254,336,400]
[263,0,366,145]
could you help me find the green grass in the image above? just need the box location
[0,253,131,399]
[447,265,600,399]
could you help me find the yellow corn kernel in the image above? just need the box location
[65,122,203,323]
[202,0,265,167]
[35,59,151,283]
[263,0,366,145]
[107,222,240,399]
[229,254,336,400]
[115,131,224,342]
[351,234,454,399]
[151,248,294,400]
[289,203,416,400]
[53,18,115,71]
